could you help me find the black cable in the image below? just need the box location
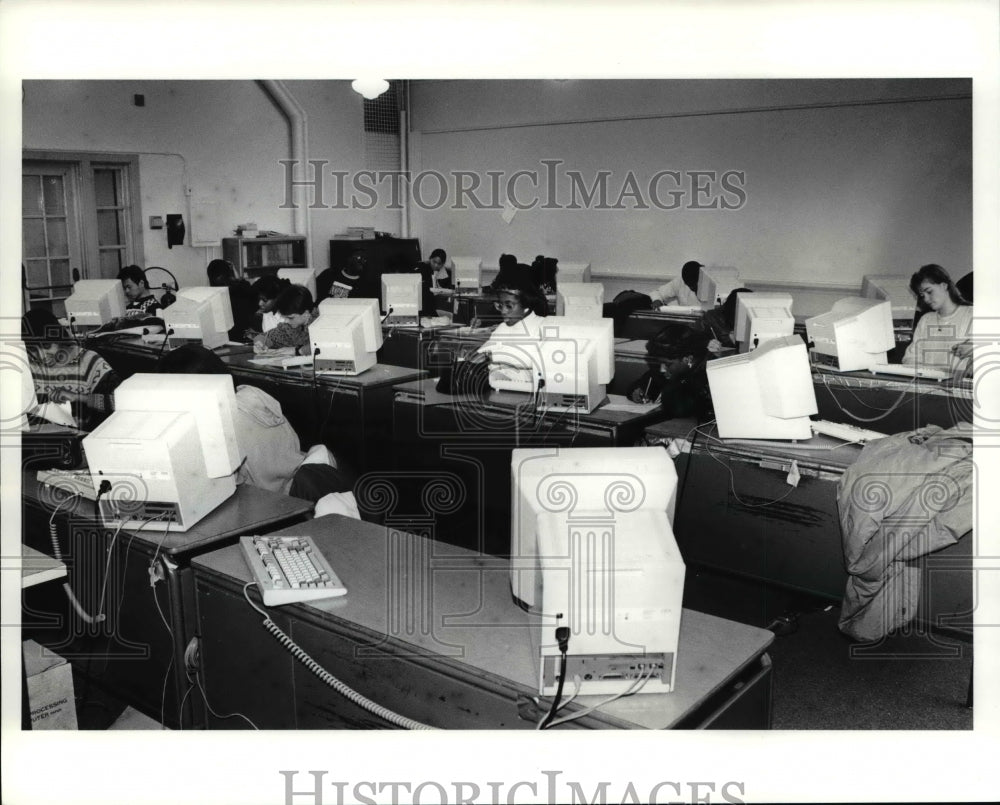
[539,626,571,729]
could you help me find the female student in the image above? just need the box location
[702,287,752,354]
[627,324,713,420]
[207,258,257,342]
[252,284,315,354]
[902,264,973,372]
[22,308,121,430]
[249,274,291,334]
[428,248,454,290]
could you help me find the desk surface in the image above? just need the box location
[192,514,774,729]
[20,545,67,588]
[23,473,312,557]
[222,353,426,389]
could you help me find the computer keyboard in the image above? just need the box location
[658,305,703,315]
[810,419,889,444]
[869,363,950,381]
[37,469,97,499]
[239,535,347,606]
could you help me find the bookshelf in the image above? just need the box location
[222,235,307,278]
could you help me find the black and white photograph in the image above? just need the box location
[2,2,997,804]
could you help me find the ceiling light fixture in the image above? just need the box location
[351,79,390,100]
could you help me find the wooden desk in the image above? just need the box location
[88,334,251,378]
[812,367,973,433]
[20,474,311,728]
[390,378,668,555]
[192,515,775,729]
[647,422,973,637]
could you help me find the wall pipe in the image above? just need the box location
[258,80,312,268]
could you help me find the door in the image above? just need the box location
[22,161,83,317]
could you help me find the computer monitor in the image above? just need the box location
[806,297,896,372]
[308,309,377,375]
[555,282,605,319]
[707,334,818,440]
[162,286,234,349]
[734,292,794,352]
[557,262,591,283]
[277,268,317,300]
[510,446,685,696]
[381,272,422,325]
[451,256,483,292]
[316,298,383,350]
[82,373,242,530]
[697,266,741,305]
[64,279,127,329]
[860,274,916,325]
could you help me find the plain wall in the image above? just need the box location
[22,80,402,290]
[408,79,972,309]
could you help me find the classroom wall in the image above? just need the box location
[408,79,972,306]
[22,80,402,290]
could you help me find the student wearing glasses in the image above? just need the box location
[902,264,973,374]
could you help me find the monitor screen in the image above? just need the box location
[451,257,483,291]
[555,282,605,319]
[697,266,741,305]
[707,334,817,440]
[308,309,377,375]
[734,292,794,352]
[277,268,317,300]
[64,279,127,328]
[557,262,592,283]
[316,298,383,351]
[860,274,917,324]
[806,297,895,372]
[510,446,684,696]
[381,273,422,324]
[162,286,234,349]
[82,373,241,530]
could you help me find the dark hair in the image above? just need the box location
[498,253,518,272]
[722,288,753,329]
[909,264,968,305]
[157,343,230,376]
[491,272,547,317]
[117,264,149,289]
[206,259,236,287]
[252,274,290,301]
[681,261,703,292]
[646,324,710,361]
[274,284,314,316]
[429,248,447,262]
[22,308,68,342]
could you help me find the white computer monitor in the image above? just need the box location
[381,272,422,324]
[162,286,234,349]
[277,268,317,300]
[451,256,483,291]
[806,297,896,372]
[557,262,591,283]
[510,446,685,696]
[707,334,818,440]
[697,266,741,305]
[860,274,916,325]
[734,292,794,352]
[64,279,127,329]
[316,298,383,351]
[82,373,242,531]
[308,309,378,375]
[555,282,605,319]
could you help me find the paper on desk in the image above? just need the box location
[599,394,661,414]
[33,401,77,428]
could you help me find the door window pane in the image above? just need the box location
[97,209,123,247]
[94,168,120,206]
[22,176,41,216]
[42,175,66,215]
[23,219,46,257]
[99,249,123,275]
[47,219,69,256]
[24,259,49,287]
[50,259,71,286]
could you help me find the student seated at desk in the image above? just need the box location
[252,284,315,355]
[316,252,380,302]
[157,344,359,515]
[627,324,712,420]
[702,287,752,354]
[651,260,703,307]
[902,264,973,374]
[248,274,291,335]
[22,308,122,430]
[207,258,258,342]
[428,248,454,290]
[118,264,163,320]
